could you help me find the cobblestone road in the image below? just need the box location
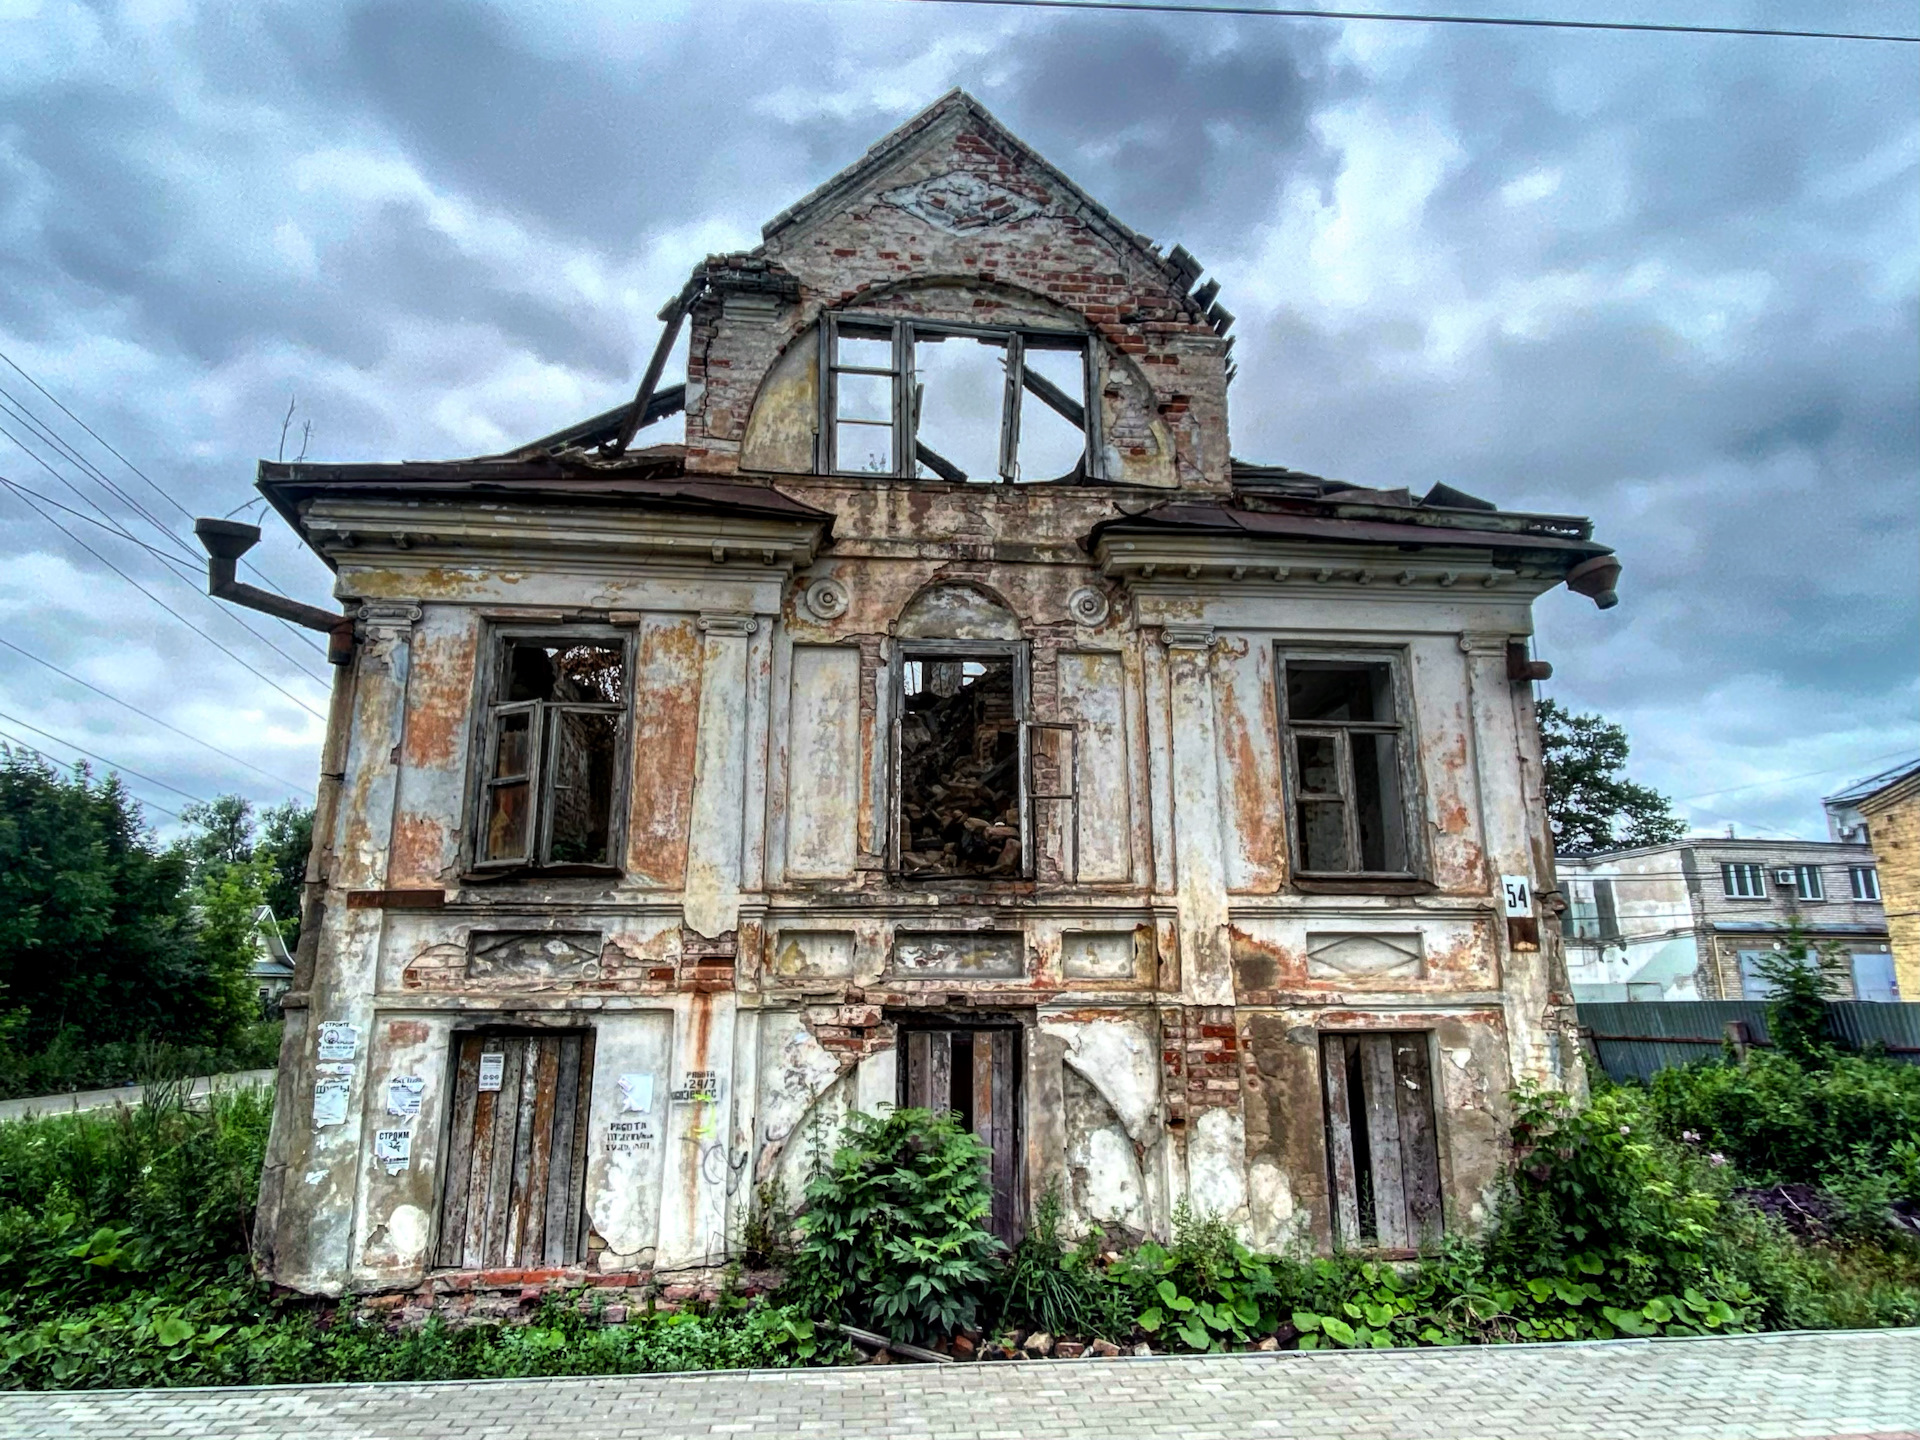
[3,1329,1915,1440]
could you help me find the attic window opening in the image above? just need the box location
[824,315,1095,483]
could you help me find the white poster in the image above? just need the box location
[312,1075,350,1127]
[373,1128,412,1175]
[317,1021,360,1063]
[618,1073,654,1113]
[386,1075,425,1117]
[477,1052,505,1092]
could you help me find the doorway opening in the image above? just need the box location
[899,1021,1023,1243]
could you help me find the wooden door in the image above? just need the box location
[1321,1032,1442,1252]
[437,1029,595,1270]
[902,1026,1021,1244]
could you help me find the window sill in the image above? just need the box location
[1291,875,1435,897]
[460,864,626,885]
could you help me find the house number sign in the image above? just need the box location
[1499,875,1534,918]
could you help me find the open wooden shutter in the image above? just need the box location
[437,1030,595,1270]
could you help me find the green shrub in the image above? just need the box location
[990,1189,1129,1341]
[789,1106,1000,1344]
[1643,1052,1920,1198]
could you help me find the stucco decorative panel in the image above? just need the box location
[784,645,862,880]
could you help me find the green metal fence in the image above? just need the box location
[1576,1001,1920,1084]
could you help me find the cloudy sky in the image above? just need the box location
[0,0,1914,843]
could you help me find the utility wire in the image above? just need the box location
[0,347,321,625]
[0,417,332,680]
[0,705,208,803]
[0,474,203,575]
[1673,747,1920,806]
[893,0,1919,42]
[0,388,329,663]
[0,477,329,718]
[0,726,187,822]
[0,634,314,796]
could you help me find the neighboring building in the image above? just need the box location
[228,93,1621,1298]
[1822,756,1919,844]
[1838,760,1920,1000]
[251,905,296,1018]
[1559,838,1894,1003]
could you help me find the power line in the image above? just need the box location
[0,473,203,575]
[0,391,330,666]
[0,347,324,637]
[1672,746,1920,805]
[893,0,1920,42]
[0,706,207,803]
[0,633,314,796]
[0,476,330,718]
[0,727,188,821]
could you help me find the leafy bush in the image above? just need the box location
[789,1106,1000,1344]
[1113,1202,1292,1351]
[1643,1052,1920,1199]
[990,1189,1129,1341]
[1751,927,1849,1064]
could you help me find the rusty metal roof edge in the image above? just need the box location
[1086,500,1609,559]
[255,459,834,568]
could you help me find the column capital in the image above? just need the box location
[1160,624,1215,652]
[698,612,759,637]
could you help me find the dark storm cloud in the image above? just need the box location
[0,0,1912,837]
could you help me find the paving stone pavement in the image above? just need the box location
[3,1329,1916,1440]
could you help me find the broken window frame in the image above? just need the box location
[819,313,1101,484]
[469,627,634,875]
[1276,648,1424,882]
[889,638,1057,881]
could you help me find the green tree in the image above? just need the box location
[255,801,313,947]
[1752,922,1848,1065]
[0,750,202,1047]
[177,795,254,877]
[1537,699,1688,856]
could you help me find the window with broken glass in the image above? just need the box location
[892,644,1039,879]
[821,313,1096,483]
[1279,655,1419,879]
[474,634,630,871]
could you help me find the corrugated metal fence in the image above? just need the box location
[1577,1002,1920,1084]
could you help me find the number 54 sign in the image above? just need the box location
[1500,874,1534,917]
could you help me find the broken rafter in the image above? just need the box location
[1019,365,1085,429]
[604,273,707,457]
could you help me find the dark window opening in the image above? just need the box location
[478,637,628,870]
[826,315,1093,483]
[1283,658,1412,877]
[898,654,1022,877]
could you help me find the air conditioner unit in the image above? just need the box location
[1773,868,1797,886]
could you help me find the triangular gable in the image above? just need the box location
[760,89,1200,296]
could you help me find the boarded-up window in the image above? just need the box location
[1321,1032,1442,1252]
[901,1025,1021,1243]
[437,1030,595,1270]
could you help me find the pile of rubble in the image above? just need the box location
[898,660,1021,877]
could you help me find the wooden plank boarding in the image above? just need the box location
[1358,1035,1409,1248]
[515,1036,562,1264]
[1321,1034,1363,1248]
[479,1039,526,1266]
[562,1030,595,1263]
[927,1031,952,1117]
[905,1031,930,1109]
[986,1029,1016,1244]
[543,1033,582,1267]
[462,1039,508,1267]
[437,1035,484,1269]
[1393,1035,1444,1248]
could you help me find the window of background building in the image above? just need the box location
[1791,864,1826,902]
[1852,866,1882,902]
[1722,862,1767,899]
[1566,878,1620,942]
[1280,656,1417,878]
[474,634,629,870]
